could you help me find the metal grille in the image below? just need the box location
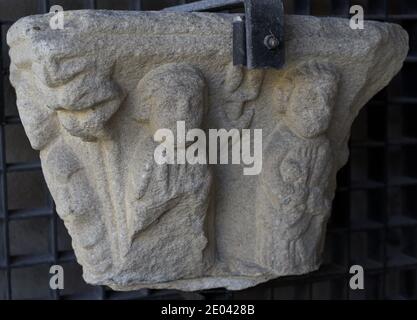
[0,0,416,300]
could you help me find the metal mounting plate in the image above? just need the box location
[164,0,285,69]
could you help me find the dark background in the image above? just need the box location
[0,0,416,300]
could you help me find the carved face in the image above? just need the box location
[149,90,205,135]
[286,79,337,139]
[136,63,206,138]
[283,61,339,139]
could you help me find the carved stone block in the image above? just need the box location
[7,10,408,291]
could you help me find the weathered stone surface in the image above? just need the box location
[8,10,408,291]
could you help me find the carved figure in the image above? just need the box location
[256,61,339,273]
[123,63,214,281]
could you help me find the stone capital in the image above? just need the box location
[8,10,408,291]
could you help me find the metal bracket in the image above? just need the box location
[163,0,285,69]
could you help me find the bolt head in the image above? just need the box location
[264,35,280,50]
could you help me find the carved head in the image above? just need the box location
[284,61,339,139]
[135,63,207,137]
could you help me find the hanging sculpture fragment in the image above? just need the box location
[8,10,408,291]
